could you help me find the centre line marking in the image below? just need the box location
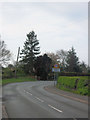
[26,91,32,95]
[24,90,32,95]
[35,97,44,102]
[28,92,32,95]
[48,104,63,113]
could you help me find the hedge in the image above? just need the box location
[57,76,88,95]
[59,72,90,76]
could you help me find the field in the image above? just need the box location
[2,76,36,85]
[57,76,88,95]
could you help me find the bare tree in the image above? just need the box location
[46,52,59,66]
[56,49,68,71]
[56,49,67,63]
[0,39,11,66]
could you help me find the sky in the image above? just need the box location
[0,1,88,65]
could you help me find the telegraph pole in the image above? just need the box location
[15,47,20,78]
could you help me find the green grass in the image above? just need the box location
[57,76,77,89]
[2,76,37,85]
[57,76,88,96]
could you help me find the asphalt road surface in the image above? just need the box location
[2,81,88,118]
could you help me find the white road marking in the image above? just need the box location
[26,91,32,95]
[48,104,63,113]
[24,90,32,95]
[28,92,32,95]
[24,90,44,102]
[35,97,44,102]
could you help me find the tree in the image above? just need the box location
[66,47,80,72]
[46,52,59,66]
[34,54,52,80]
[88,65,90,73]
[0,39,11,67]
[20,31,40,75]
[56,49,68,71]
[80,61,88,73]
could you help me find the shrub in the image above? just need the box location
[58,76,78,89]
[59,72,90,76]
[57,76,88,95]
[77,76,88,88]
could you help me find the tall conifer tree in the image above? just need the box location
[20,31,40,74]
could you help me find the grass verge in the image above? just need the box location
[2,76,37,85]
[57,76,88,96]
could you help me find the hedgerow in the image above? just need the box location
[57,76,88,95]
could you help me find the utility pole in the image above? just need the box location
[15,47,20,78]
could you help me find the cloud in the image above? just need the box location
[0,0,89,2]
[0,2,88,64]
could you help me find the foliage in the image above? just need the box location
[46,48,88,74]
[46,52,59,66]
[88,66,90,73]
[2,67,14,79]
[77,77,88,88]
[2,64,25,79]
[77,88,88,95]
[0,39,11,66]
[2,76,36,85]
[79,61,88,73]
[20,31,40,75]
[57,76,77,89]
[34,54,52,80]
[57,76,88,95]
[56,49,68,71]
[59,72,90,76]
[66,47,80,72]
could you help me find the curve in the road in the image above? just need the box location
[2,81,88,118]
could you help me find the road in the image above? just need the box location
[2,81,88,118]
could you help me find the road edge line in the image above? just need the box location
[44,86,88,104]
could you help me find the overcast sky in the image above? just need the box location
[0,2,88,64]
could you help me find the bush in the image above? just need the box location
[77,88,88,95]
[59,72,90,76]
[2,68,14,79]
[58,76,77,89]
[2,67,25,79]
[57,76,88,95]
[77,76,88,88]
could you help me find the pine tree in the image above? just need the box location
[20,31,40,74]
[66,47,80,72]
